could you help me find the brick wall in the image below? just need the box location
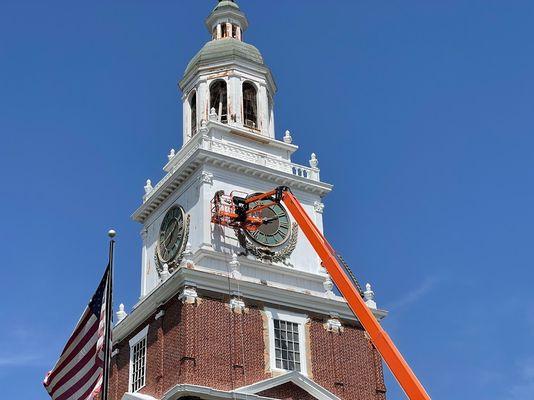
[257,382,316,399]
[309,317,387,400]
[109,293,386,400]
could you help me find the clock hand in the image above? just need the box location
[262,217,278,224]
[162,219,178,247]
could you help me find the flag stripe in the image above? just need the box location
[48,343,98,396]
[55,365,101,400]
[61,310,93,354]
[45,319,99,386]
[46,329,100,392]
[52,357,98,399]
[43,266,111,400]
[46,332,100,394]
[56,312,95,367]
[79,374,103,400]
[45,310,93,382]
[52,354,100,399]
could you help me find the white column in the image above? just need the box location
[197,80,209,124]
[182,95,189,145]
[140,228,148,297]
[259,84,269,134]
[229,75,241,124]
[313,201,325,273]
[200,173,214,249]
[268,96,275,138]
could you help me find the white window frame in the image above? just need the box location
[264,308,308,376]
[128,325,149,393]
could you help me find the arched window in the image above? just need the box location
[189,91,197,135]
[243,82,258,128]
[210,80,228,124]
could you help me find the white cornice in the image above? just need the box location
[180,57,276,96]
[133,128,332,223]
[163,122,297,173]
[113,264,388,344]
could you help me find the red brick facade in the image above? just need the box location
[257,382,317,399]
[109,292,386,400]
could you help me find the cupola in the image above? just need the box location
[179,0,277,144]
[206,0,249,41]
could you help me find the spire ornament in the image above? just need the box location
[209,107,218,121]
[309,153,319,168]
[144,179,153,194]
[364,283,377,310]
[160,263,170,282]
[116,304,127,323]
[323,275,335,299]
[283,130,293,144]
[181,242,194,269]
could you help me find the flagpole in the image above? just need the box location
[102,229,116,400]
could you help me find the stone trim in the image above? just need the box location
[113,266,387,343]
[263,308,309,376]
[236,371,341,400]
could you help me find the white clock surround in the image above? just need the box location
[134,119,332,298]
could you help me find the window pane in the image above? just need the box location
[273,319,302,372]
[130,337,147,392]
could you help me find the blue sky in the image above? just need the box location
[1,0,533,398]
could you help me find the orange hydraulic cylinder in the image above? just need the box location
[281,191,431,400]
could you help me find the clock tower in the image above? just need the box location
[110,2,388,399]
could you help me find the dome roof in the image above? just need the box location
[213,0,240,11]
[184,38,264,78]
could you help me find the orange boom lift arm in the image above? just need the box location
[211,186,431,400]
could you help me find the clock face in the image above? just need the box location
[246,197,291,247]
[157,205,186,264]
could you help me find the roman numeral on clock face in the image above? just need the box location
[246,198,291,248]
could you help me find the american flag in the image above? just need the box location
[43,266,112,400]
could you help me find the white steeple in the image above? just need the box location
[134,0,333,302]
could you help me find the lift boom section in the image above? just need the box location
[211,186,431,400]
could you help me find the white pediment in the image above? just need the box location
[236,371,341,400]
